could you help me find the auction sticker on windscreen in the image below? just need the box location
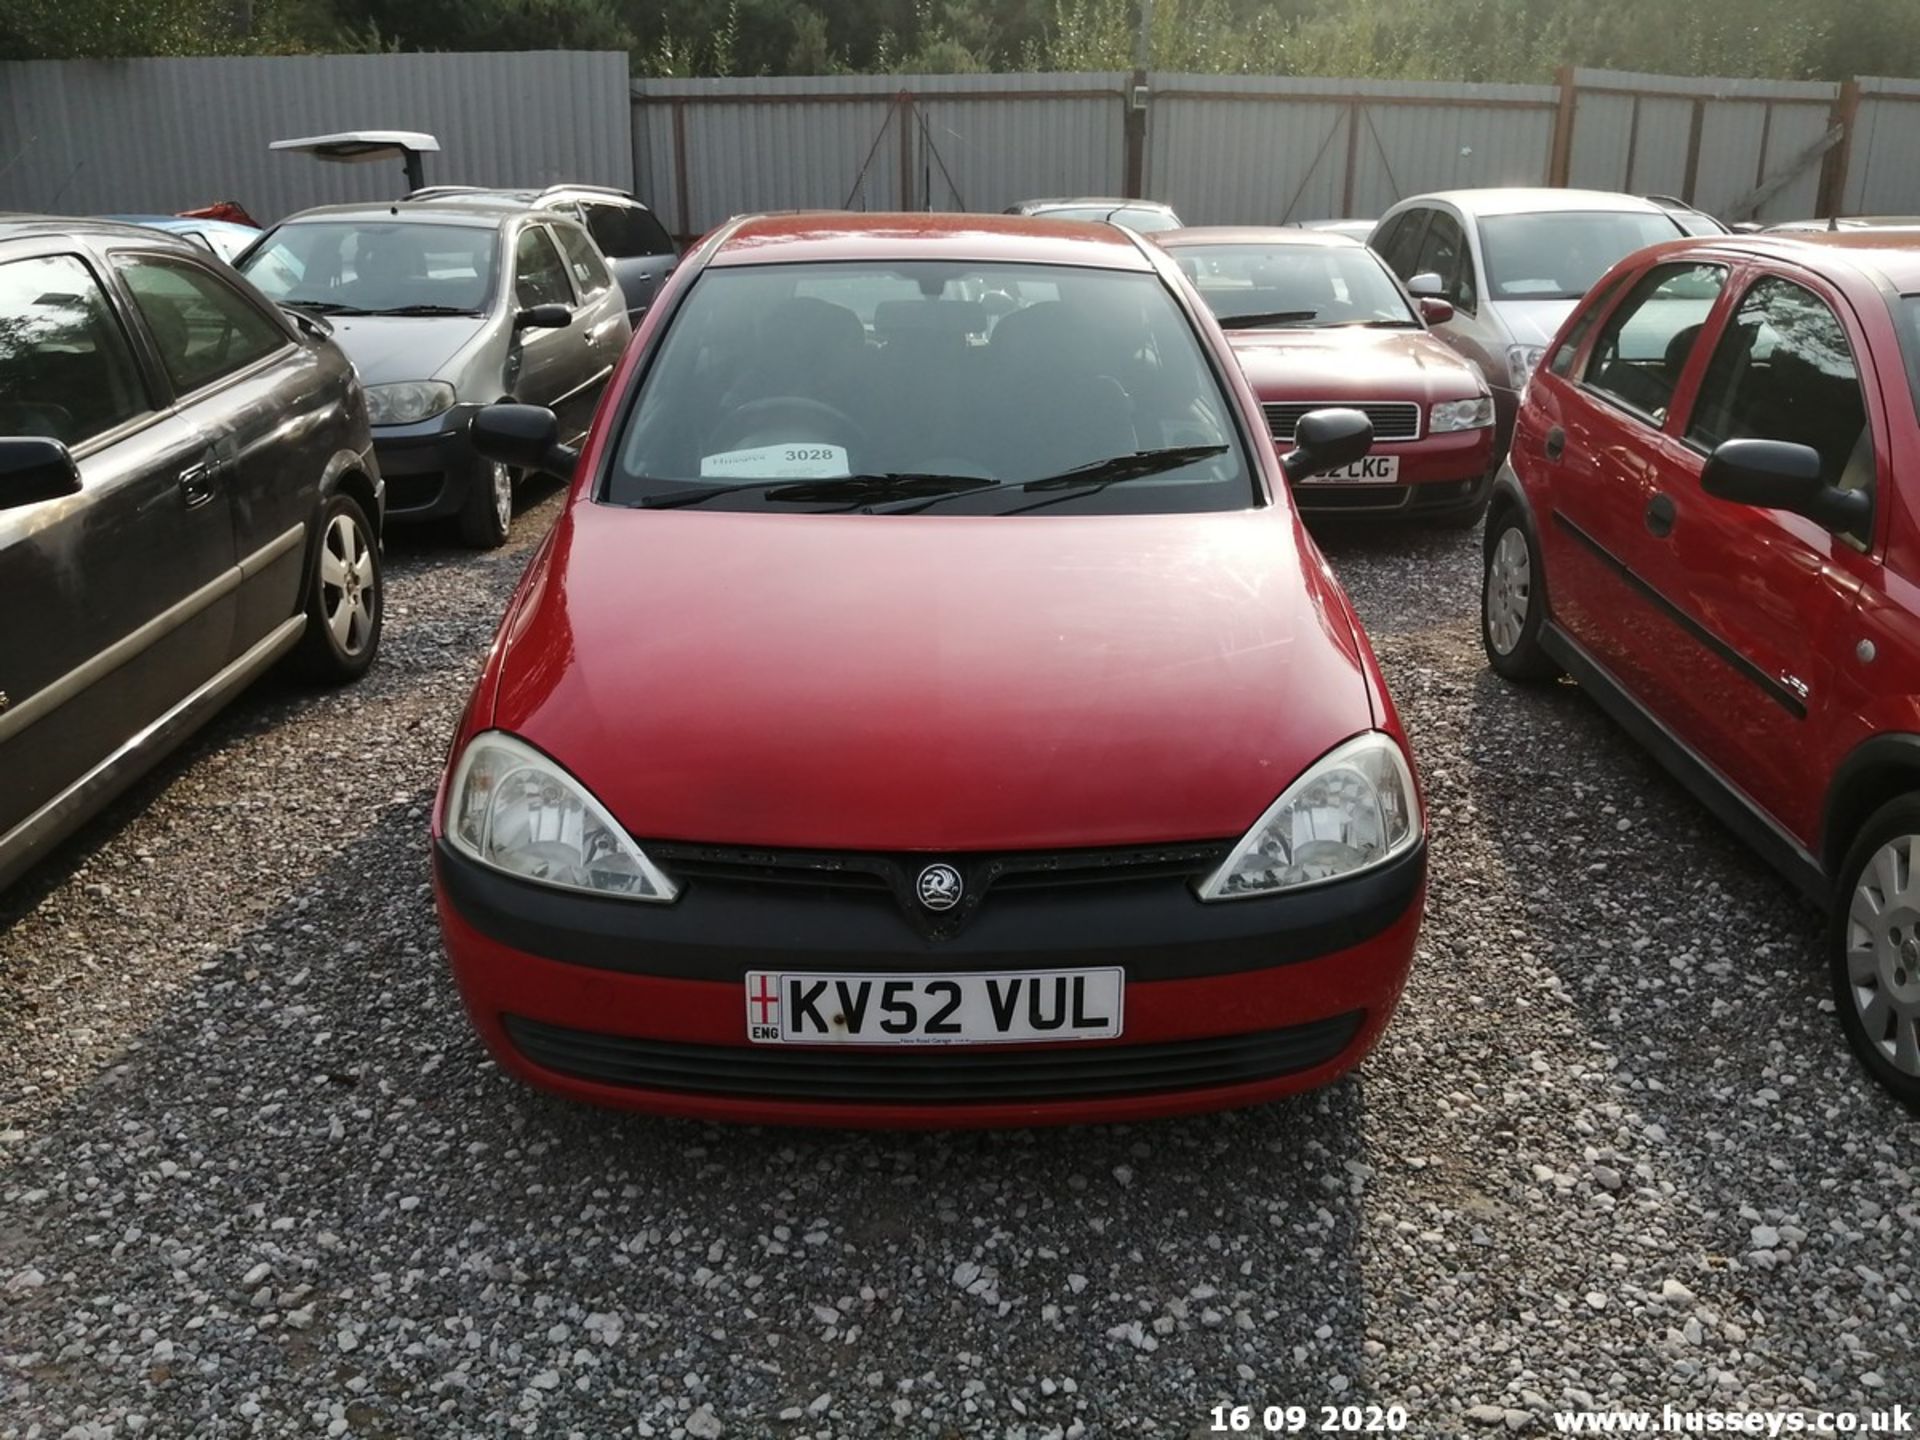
[700,444,851,478]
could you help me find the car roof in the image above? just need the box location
[707,211,1156,270]
[1154,226,1363,249]
[99,214,259,233]
[1660,229,1920,290]
[408,184,649,209]
[1013,197,1176,213]
[0,214,210,249]
[268,199,541,228]
[1402,188,1672,217]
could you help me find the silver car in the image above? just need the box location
[238,200,631,547]
[1370,189,1686,455]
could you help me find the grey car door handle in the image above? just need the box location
[178,463,216,509]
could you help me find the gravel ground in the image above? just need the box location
[1,498,1915,1439]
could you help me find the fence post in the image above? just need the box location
[1818,78,1862,218]
[1548,64,1576,187]
[1341,102,1361,216]
[897,90,915,211]
[672,100,692,244]
[1124,68,1148,199]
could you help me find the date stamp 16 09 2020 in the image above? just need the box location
[1210,1404,1411,1435]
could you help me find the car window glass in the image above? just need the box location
[553,223,613,298]
[584,202,676,259]
[1548,270,1630,377]
[514,227,574,309]
[1477,211,1683,300]
[1378,210,1429,279]
[1580,262,1727,422]
[1414,212,1475,310]
[0,253,149,446]
[239,220,497,313]
[1369,213,1403,262]
[115,254,286,395]
[1688,277,1873,504]
[1109,208,1179,234]
[608,260,1253,515]
[1180,243,1417,327]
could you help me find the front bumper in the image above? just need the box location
[371,405,483,522]
[432,838,1426,1127]
[1291,426,1495,519]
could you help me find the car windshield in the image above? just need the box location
[238,220,498,314]
[1175,243,1417,327]
[1477,211,1682,300]
[605,260,1253,514]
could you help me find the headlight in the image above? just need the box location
[1430,395,1496,432]
[365,380,457,426]
[1506,345,1547,388]
[1197,733,1421,901]
[445,731,678,902]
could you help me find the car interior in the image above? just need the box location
[243,222,499,314]
[0,256,147,446]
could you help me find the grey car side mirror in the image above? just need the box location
[0,436,82,511]
[1281,408,1374,482]
[470,403,578,480]
[513,303,572,332]
[1408,271,1445,298]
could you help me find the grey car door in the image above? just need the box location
[111,250,310,656]
[508,222,620,445]
[572,200,677,321]
[549,218,631,432]
[0,248,238,861]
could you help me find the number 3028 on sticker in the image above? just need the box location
[744,968,1124,1045]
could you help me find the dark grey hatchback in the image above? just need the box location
[0,218,384,891]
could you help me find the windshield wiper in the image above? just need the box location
[1019,444,1229,492]
[639,472,996,510]
[366,303,481,317]
[1216,310,1318,329]
[280,299,371,316]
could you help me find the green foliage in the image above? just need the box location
[5,0,1919,81]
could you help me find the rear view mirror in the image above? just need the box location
[513,303,572,332]
[1417,296,1455,325]
[1701,437,1870,534]
[470,403,578,480]
[1282,408,1374,482]
[1408,271,1445,298]
[0,436,82,510]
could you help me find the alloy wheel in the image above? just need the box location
[318,511,375,657]
[1485,526,1531,655]
[491,462,513,534]
[1845,834,1920,1078]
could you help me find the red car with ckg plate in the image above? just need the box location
[1156,227,1497,525]
[1481,228,1920,1109]
[431,212,1426,1127]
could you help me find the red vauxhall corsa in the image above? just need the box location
[431,213,1426,1128]
[1481,229,1920,1109]
[1156,227,1497,525]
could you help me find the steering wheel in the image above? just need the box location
[705,396,869,460]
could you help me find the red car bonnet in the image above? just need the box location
[1226,326,1487,403]
[483,499,1375,854]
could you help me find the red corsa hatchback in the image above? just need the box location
[431,213,1427,1127]
[1481,230,1920,1108]
[1157,228,1496,525]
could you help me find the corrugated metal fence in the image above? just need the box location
[0,51,633,222]
[4,53,1918,235]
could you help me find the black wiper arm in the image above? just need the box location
[639,472,994,510]
[368,303,481,316]
[280,299,370,315]
[1216,309,1318,329]
[1018,444,1229,493]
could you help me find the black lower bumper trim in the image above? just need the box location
[503,1010,1366,1103]
[435,839,1425,983]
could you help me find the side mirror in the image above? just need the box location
[1408,271,1445,298]
[1417,295,1455,325]
[1701,438,1870,533]
[470,403,578,480]
[1282,407,1374,482]
[513,303,572,332]
[0,436,82,510]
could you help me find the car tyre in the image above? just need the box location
[293,492,382,684]
[1830,800,1920,1112]
[457,458,514,550]
[1481,508,1558,681]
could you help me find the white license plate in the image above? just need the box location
[744,968,1124,1046]
[1305,454,1400,484]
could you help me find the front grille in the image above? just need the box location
[645,839,1232,939]
[503,1010,1365,1104]
[1265,401,1421,443]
